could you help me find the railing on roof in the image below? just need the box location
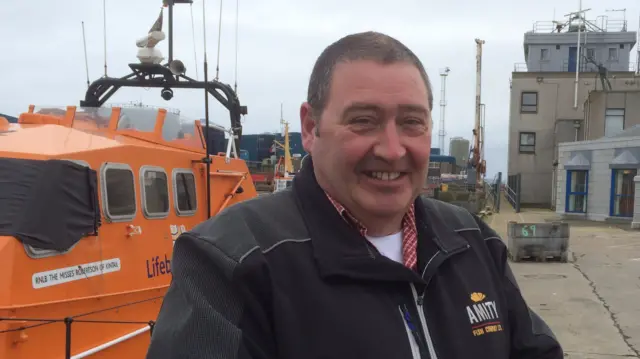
[107,102,181,115]
[597,17,627,32]
[530,17,627,34]
[513,62,636,72]
[513,63,528,72]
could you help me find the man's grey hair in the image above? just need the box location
[307,31,433,120]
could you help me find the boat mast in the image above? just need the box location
[282,110,292,174]
[273,103,293,174]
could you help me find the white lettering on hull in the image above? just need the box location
[32,258,121,289]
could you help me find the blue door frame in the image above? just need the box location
[565,170,588,213]
[568,47,577,72]
[609,169,637,217]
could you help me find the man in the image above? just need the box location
[146,31,563,359]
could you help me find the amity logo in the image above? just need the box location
[466,292,504,337]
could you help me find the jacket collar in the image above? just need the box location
[415,196,470,255]
[292,156,468,283]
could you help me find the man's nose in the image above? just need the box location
[372,121,406,161]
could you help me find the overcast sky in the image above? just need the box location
[1,0,639,176]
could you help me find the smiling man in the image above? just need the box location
[146,32,563,359]
[300,48,432,267]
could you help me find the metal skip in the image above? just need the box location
[507,221,570,263]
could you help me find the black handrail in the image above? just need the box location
[0,294,163,358]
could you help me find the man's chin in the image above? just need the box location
[355,191,415,216]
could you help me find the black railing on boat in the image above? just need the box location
[0,295,162,359]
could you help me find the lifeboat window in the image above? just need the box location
[173,169,197,216]
[140,166,170,219]
[101,163,137,222]
[117,107,158,132]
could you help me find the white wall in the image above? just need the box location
[556,136,640,221]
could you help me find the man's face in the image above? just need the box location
[300,60,432,220]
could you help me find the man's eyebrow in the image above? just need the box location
[342,103,383,115]
[342,103,429,115]
[397,104,429,115]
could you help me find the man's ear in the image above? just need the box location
[300,102,317,153]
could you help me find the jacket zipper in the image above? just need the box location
[400,305,429,358]
[410,244,469,359]
[411,283,438,359]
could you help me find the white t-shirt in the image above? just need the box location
[365,231,403,264]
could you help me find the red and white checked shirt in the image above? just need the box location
[325,193,418,271]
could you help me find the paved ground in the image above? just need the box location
[487,197,640,358]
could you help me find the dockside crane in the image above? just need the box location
[470,38,486,184]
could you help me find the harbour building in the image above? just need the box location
[508,11,639,209]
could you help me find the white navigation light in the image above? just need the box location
[136,10,166,64]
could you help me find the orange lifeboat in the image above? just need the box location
[0,2,256,358]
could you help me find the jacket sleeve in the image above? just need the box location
[145,231,277,359]
[475,216,564,359]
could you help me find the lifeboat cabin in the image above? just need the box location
[0,105,257,359]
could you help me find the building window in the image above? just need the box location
[519,132,536,153]
[585,48,595,61]
[604,109,625,137]
[520,92,538,113]
[141,166,169,218]
[173,169,198,216]
[540,48,549,61]
[428,162,440,169]
[608,48,618,61]
[610,169,637,217]
[565,170,588,213]
[102,163,137,221]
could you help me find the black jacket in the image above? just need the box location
[146,159,563,359]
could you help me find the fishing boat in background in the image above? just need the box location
[272,107,297,192]
[0,1,256,358]
[239,104,303,193]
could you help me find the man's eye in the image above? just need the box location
[348,117,378,129]
[402,118,428,133]
[350,117,375,124]
[403,117,424,126]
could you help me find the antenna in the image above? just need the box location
[189,2,199,80]
[234,0,239,93]
[103,0,108,77]
[215,0,223,80]
[202,0,212,219]
[81,21,90,88]
[438,67,450,155]
[564,0,591,109]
